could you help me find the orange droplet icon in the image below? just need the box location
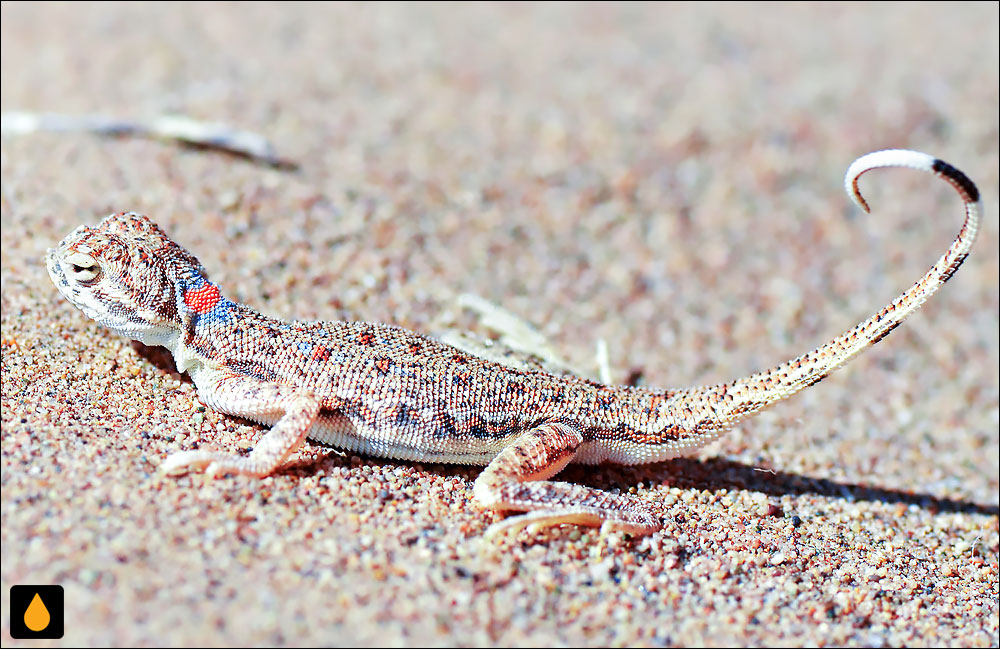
[24,592,51,632]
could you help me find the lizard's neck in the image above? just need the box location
[172,277,241,374]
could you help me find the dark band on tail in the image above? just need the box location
[932,158,980,203]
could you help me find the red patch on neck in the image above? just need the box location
[184,283,222,313]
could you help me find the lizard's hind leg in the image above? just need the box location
[474,422,660,538]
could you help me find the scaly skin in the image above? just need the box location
[46,150,981,536]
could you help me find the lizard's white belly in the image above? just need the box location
[576,432,722,465]
[305,412,506,465]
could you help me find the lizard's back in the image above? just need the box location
[197,304,670,464]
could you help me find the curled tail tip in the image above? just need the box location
[844,149,980,214]
[849,149,937,173]
[846,176,872,214]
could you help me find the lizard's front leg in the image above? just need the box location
[161,370,321,477]
[474,422,660,538]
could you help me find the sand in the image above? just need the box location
[2,3,997,646]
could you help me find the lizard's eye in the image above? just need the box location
[64,252,101,284]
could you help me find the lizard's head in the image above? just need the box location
[47,212,209,347]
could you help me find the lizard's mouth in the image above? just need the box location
[46,247,71,295]
[45,244,108,322]
[46,248,96,321]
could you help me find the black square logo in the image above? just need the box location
[9,585,64,639]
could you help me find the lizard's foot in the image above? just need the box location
[161,447,301,478]
[482,506,659,541]
[160,449,251,477]
[161,449,218,476]
[474,422,661,540]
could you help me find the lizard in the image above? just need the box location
[46,149,981,537]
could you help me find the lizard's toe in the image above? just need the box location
[161,450,217,476]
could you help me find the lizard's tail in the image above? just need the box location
[676,150,981,433]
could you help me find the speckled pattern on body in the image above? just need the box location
[2,3,997,647]
[44,150,981,539]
